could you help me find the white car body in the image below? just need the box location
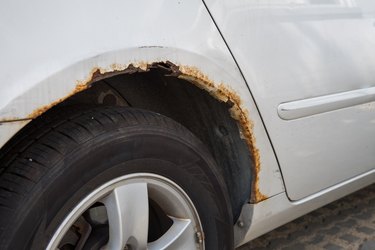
[0,0,374,247]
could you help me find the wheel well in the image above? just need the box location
[6,64,253,222]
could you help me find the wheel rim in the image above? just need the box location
[47,173,204,250]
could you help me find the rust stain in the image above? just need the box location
[23,61,267,202]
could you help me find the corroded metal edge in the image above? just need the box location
[11,61,268,203]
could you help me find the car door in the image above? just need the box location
[204,0,375,200]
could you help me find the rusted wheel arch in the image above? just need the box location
[5,62,261,221]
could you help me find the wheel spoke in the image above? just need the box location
[101,183,149,250]
[148,217,195,250]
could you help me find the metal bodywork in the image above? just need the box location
[0,0,374,246]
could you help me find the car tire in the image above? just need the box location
[0,107,233,250]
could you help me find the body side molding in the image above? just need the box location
[278,86,375,120]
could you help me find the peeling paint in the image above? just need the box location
[13,61,267,202]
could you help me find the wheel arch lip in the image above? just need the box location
[0,46,243,122]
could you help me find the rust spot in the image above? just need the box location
[24,61,267,202]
